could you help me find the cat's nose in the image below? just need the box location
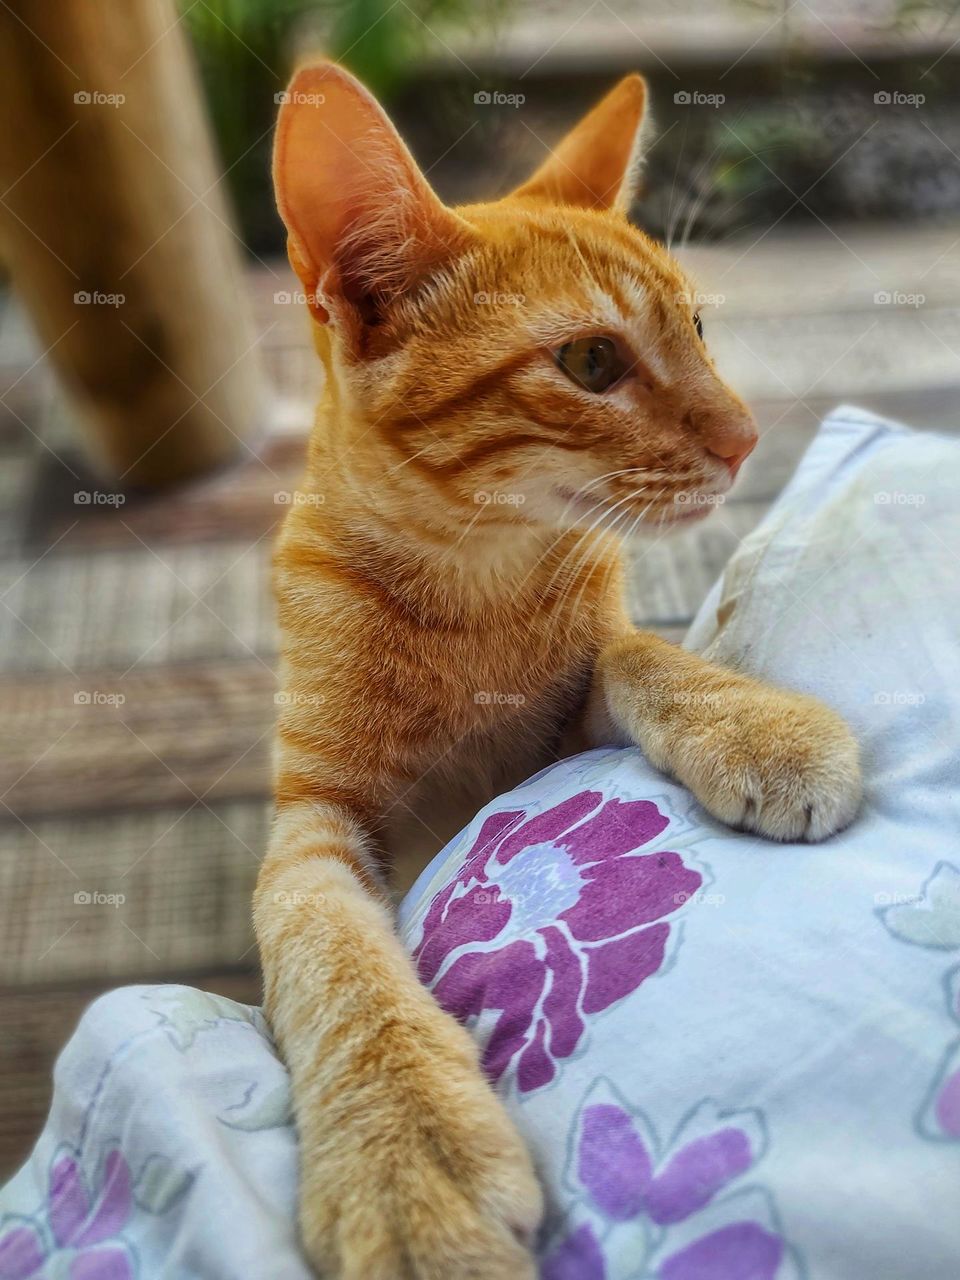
[706,438,755,479]
[690,408,758,478]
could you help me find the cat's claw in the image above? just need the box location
[668,682,863,842]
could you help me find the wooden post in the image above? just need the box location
[0,0,266,487]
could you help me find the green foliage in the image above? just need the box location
[180,0,496,249]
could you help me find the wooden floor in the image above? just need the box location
[1,223,959,1178]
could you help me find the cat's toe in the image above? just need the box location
[678,687,862,843]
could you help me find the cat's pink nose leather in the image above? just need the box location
[708,439,755,478]
[697,411,758,478]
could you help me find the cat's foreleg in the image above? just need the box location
[253,796,541,1280]
[583,629,861,840]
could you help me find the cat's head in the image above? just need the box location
[273,63,757,537]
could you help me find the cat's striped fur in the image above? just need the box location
[255,64,862,1279]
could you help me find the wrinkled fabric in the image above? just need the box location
[3,407,959,1279]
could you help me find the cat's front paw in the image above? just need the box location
[296,1012,542,1279]
[666,682,862,841]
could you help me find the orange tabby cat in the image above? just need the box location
[255,64,862,1279]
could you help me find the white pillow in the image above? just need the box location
[399,406,960,1280]
[3,407,957,1280]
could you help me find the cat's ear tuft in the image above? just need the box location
[273,62,474,324]
[512,74,648,214]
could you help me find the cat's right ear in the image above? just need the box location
[273,62,474,325]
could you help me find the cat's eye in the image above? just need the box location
[693,311,704,340]
[555,336,626,394]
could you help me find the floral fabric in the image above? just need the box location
[3,408,960,1278]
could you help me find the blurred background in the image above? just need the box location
[1,0,958,1176]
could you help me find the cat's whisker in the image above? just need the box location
[560,505,635,620]
[561,508,633,623]
[545,487,653,616]
[531,492,630,600]
[384,442,438,476]
[556,477,649,527]
[534,496,631,605]
[577,466,652,495]
[675,107,748,250]
[519,475,649,592]
[663,116,690,253]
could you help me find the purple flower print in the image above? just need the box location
[543,1087,796,1280]
[542,1223,606,1280]
[923,971,960,1140]
[0,1150,134,1279]
[934,1069,960,1138]
[412,790,701,1092]
[880,865,960,1143]
[578,1105,755,1228]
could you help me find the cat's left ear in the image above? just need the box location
[512,74,648,213]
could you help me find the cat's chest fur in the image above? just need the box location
[380,588,614,892]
